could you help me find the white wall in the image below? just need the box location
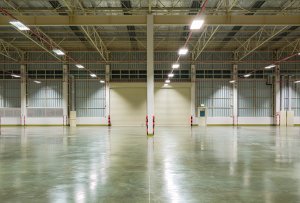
[110,83,147,126]
[155,83,191,126]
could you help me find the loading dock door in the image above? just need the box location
[110,87,146,126]
[155,87,191,126]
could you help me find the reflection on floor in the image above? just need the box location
[0,126,300,202]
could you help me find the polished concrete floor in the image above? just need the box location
[0,126,300,203]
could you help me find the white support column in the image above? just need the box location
[288,76,292,111]
[191,64,196,125]
[147,14,154,135]
[62,64,68,126]
[232,64,238,126]
[105,64,110,125]
[274,65,280,125]
[20,64,26,126]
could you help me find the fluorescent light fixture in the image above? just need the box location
[165,79,170,83]
[172,63,180,69]
[34,80,41,84]
[298,52,300,55]
[100,80,105,83]
[90,73,97,78]
[76,64,84,69]
[229,80,236,83]
[244,74,251,78]
[190,19,204,30]
[178,48,188,55]
[11,74,20,78]
[52,49,65,56]
[294,80,300,84]
[265,64,276,69]
[9,20,30,31]
[163,83,169,87]
[168,73,174,78]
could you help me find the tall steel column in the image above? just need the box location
[147,14,154,135]
[274,65,280,125]
[62,64,69,126]
[191,64,196,124]
[105,64,110,124]
[232,64,238,126]
[20,64,27,126]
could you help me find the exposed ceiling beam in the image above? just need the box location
[234,26,288,61]
[192,26,219,61]
[0,15,299,26]
[0,39,23,61]
[81,26,109,61]
[276,38,300,59]
[61,0,109,61]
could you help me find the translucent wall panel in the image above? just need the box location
[75,80,105,117]
[27,80,63,107]
[196,80,232,117]
[0,80,21,107]
[238,80,272,117]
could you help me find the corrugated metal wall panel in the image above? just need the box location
[238,80,272,117]
[27,80,63,107]
[196,80,232,117]
[0,80,21,107]
[75,80,105,117]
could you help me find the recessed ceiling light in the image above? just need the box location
[9,20,30,31]
[178,48,188,55]
[190,19,204,30]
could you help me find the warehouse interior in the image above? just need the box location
[0,0,300,202]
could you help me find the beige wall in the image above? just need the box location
[110,83,191,126]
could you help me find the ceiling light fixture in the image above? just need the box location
[265,64,276,69]
[76,64,84,69]
[168,73,174,78]
[165,79,170,83]
[229,80,236,83]
[9,20,30,31]
[11,74,21,78]
[244,74,251,78]
[190,19,204,30]
[100,80,105,83]
[34,80,41,84]
[294,80,300,84]
[52,49,65,56]
[172,63,180,69]
[90,73,97,78]
[178,48,188,55]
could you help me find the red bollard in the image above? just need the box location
[108,115,111,126]
[152,115,155,135]
[146,115,149,134]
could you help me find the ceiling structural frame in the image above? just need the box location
[276,38,300,60]
[0,39,23,62]
[0,15,299,26]
[59,0,109,62]
[192,25,220,61]
[234,26,289,61]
